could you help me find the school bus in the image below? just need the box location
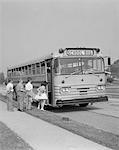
[7,47,109,107]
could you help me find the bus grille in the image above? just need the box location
[54,86,103,100]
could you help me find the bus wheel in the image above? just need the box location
[79,103,89,107]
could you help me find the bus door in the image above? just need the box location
[46,59,53,105]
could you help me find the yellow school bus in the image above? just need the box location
[7,47,109,107]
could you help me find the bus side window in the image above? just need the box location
[41,62,45,74]
[46,61,51,73]
[28,65,31,74]
[25,66,28,75]
[32,64,36,75]
[36,63,40,74]
[54,59,59,73]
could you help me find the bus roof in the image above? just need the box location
[7,54,53,70]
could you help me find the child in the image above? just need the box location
[6,79,14,111]
[25,77,33,110]
[35,83,48,111]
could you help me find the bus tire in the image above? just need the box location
[79,103,89,107]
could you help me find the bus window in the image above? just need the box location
[11,69,13,76]
[25,66,28,75]
[13,69,15,76]
[7,70,12,78]
[54,58,59,74]
[59,58,82,75]
[41,62,45,74]
[36,63,40,74]
[32,64,36,75]
[47,61,51,73]
[28,65,31,74]
[82,58,104,73]
[21,67,25,76]
[82,59,92,70]
[94,58,103,71]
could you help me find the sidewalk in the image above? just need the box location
[0,100,112,150]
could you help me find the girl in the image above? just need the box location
[35,83,48,111]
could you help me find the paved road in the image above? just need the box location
[52,99,119,136]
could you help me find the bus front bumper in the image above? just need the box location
[56,96,108,106]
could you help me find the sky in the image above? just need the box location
[0,0,119,74]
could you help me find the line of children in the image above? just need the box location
[6,78,48,111]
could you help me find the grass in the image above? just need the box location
[0,121,34,150]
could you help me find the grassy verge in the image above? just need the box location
[0,121,34,150]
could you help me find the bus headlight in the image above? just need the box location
[60,87,71,93]
[97,85,105,91]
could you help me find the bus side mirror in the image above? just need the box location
[108,57,111,66]
[104,56,111,72]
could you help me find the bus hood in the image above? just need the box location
[54,73,106,86]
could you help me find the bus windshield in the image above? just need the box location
[54,57,104,75]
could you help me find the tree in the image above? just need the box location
[0,72,5,84]
[110,59,119,78]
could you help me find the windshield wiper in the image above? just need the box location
[71,69,82,75]
[83,68,101,76]
[65,69,82,78]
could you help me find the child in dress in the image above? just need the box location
[35,83,48,111]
